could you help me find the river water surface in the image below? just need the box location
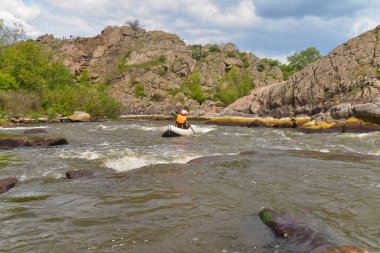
[0,120,379,252]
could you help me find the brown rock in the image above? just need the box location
[258,208,370,253]
[68,111,91,122]
[0,177,18,193]
[0,137,68,149]
[66,169,95,179]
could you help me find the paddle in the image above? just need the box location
[189,124,195,134]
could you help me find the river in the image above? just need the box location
[0,120,379,252]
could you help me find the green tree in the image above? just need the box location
[0,19,26,46]
[0,72,18,90]
[126,19,142,31]
[0,41,72,91]
[286,47,322,71]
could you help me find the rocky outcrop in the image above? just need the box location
[224,25,380,123]
[38,26,282,116]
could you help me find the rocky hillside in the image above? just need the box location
[37,26,283,116]
[223,25,380,123]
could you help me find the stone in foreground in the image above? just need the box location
[0,177,18,193]
[258,208,370,253]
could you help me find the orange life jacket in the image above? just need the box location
[176,114,187,124]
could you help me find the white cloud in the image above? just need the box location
[0,0,41,37]
[254,51,291,64]
[185,0,259,27]
[350,17,379,37]
[1,0,380,60]
[0,0,41,22]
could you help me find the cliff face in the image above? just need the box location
[223,25,380,122]
[37,26,282,116]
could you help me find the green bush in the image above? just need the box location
[0,90,41,117]
[134,83,146,98]
[209,45,221,52]
[191,45,207,61]
[213,65,253,105]
[226,52,237,58]
[0,71,18,90]
[257,64,265,72]
[180,71,206,104]
[239,53,250,68]
[118,55,166,73]
[42,84,121,119]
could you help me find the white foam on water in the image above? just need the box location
[137,125,163,132]
[340,133,377,138]
[0,126,48,131]
[19,174,28,181]
[104,149,201,172]
[314,149,330,153]
[360,149,380,156]
[191,125,215,133]
[59,150,101,160]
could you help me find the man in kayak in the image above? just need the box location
[171,109,189,129]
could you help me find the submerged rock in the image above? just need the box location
[66,169,95,179]
[0,177,18,193]
[23,129,48,135]
[258,208,370,253]
[0,136,68,149]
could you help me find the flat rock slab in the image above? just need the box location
[0,177,18,193]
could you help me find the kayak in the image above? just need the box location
[162,125,196,137]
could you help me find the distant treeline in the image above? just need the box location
[0,19,121,120]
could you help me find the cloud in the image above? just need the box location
[1,0,380,62]
[0,0,41,37]
[253,0,371,19]
[0,0,41,22]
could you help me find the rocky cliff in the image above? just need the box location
[223,25,380,123]
[37,26,282,116]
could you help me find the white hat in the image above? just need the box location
[180,109,188,115]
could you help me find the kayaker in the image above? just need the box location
[171,109,189,129]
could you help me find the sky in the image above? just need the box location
[1,0,380,62]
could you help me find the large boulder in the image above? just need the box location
[352,103,380,124]
[330,103,353,119]
[68,111,91,122]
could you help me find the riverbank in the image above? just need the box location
[2,113,380,133]
[119,114,380,133]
